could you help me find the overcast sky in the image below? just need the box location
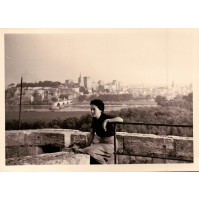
[5,29,193,87]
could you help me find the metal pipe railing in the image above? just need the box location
[115,122,193,127]
[113,122,193,164]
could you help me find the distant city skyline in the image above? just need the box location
[5,29,193,87]
[7,73,192,88]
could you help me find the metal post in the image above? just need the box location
[114,123,117,164]
[18,77,23,129]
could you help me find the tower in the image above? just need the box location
[78,73,84,87]
[83,76,91,89]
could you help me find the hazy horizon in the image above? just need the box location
[5,29,193,87]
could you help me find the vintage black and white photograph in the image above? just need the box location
[4,29,194,168]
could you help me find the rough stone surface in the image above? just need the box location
[165,159,192,164]
[118,155,153,164]
[17,146,42,157]
[173,136,193,161]
[5,130,66,158]
[6,152,90,165]
[60,129,87,147]
[6,132,25,146]
[135,156,153,164]
[71,132,88,147]
[6,146,18,158]
[29,133,64,147]
[118,155,132,164]
[123,133,175,158]
[6,130,65,147]
[116,134,124,154]
[5,129,79,147]
[6,146,44,158]
[152,158,166,164]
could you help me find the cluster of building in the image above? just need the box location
[9,74,124,104]
[127,83,192,100]
[7,74,192,105]
[65,73,124,93]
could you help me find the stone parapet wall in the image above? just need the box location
[5,129,90,165]
[5,129,193,164]
[5,129,88,159]
[116,132,193,162]
[6,130,64,158]
[69,131,193,163]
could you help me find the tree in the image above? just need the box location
[146,95,152,101]
[78,95,87,102]
[32,90,42,103]
[5,87,17,100]
[79,86,89,94]
[183,92,193,102]
[59,94,68,100]
[51,96,58,102]
[16,80,61,87]
[155,95,167,106]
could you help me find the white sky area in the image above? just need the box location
[5,29,193,87]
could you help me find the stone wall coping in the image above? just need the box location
[117,132,193,140]
[5,129,193,140]
[5,129,89,135]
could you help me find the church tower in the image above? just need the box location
[78,73,84,87]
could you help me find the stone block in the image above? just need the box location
[118,155,136,164]
[63,133,72,147]
[26,133,65,147]
[118,155,153,164]
[118,155,131,164]
[36,147,44,155]
[18,146,31,157]
[71,133,87,147]
[165,159,190,164]
[6,145,43,159]
[174,138,193,161]
[135,156,153,164]
[152,158,166,164]
[116,135,124,154]
[18,146,43,157]
[123,134,174,158]
[6,146,19,158]
[36,133,65,146]
[6,152,90,165]
[26,133,36,145]
[6,132,25,146]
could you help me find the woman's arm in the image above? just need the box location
[102,116,123,130]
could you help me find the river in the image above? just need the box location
[5,102,157,112]
[5,103,157,122]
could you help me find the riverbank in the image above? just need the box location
[6,100,157,112]
[6,111,88,123]
[5,101,157,123]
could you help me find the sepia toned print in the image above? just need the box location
[1,28,198,171]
